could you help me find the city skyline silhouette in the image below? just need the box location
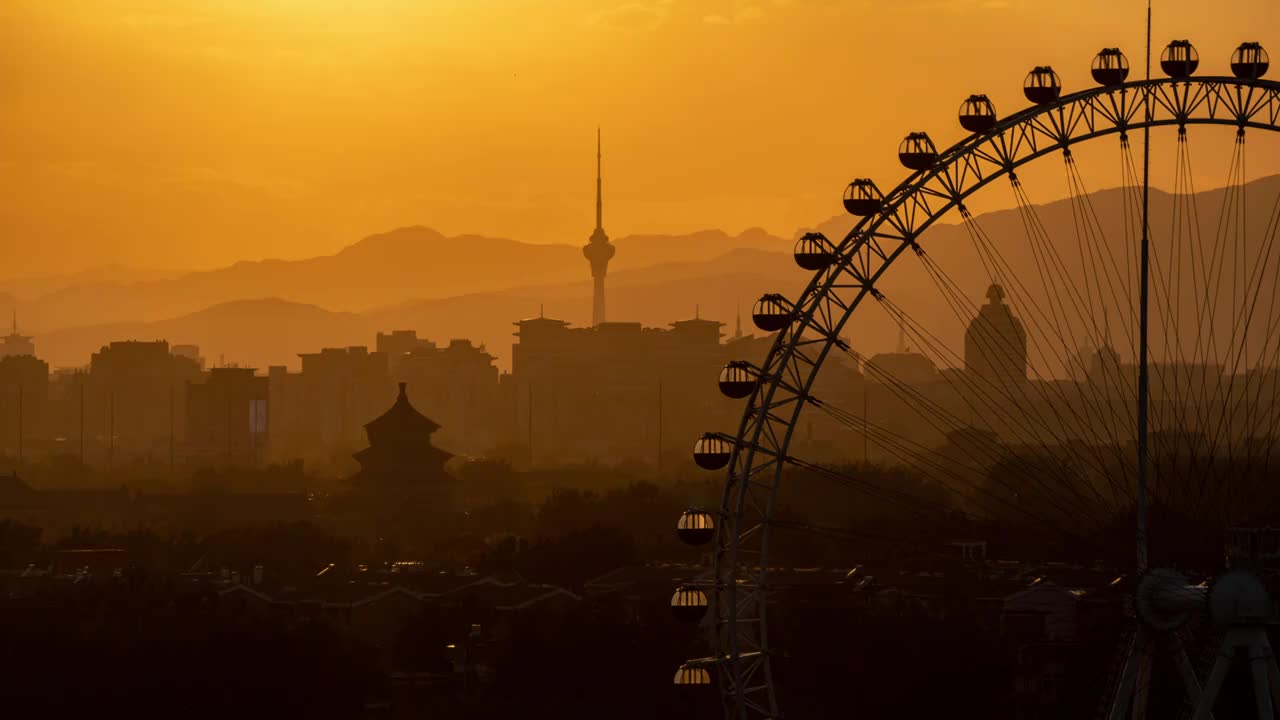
[5,2,1280,719]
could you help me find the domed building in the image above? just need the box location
[350,382,453,488]
[964,284,1027,385]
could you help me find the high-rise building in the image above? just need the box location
[396,338,499,455]
[85,341,202,463]
[582,128,616,326]
[184,366,269,465]
[505,313,774,464]
[295,346,394,448]
[170,344,205,370]
[376,330,437,375]
[0,312,34,359]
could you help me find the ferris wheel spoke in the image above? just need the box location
[1073,150,1139,343]
[902,250,1137,501]
[1062,160,1152,458]
[956,212,1141,460]
[788,426,1108,545]
[844,338,1120,522]
[1150,133,1212,465]
[1237,192,1280,469]
[1011,178,1106,363]
[884,291,1120,501]
[1200,203,1280,511]
[1187,137,1259,494]
[816,397,1108,530]
[1211,165,1280,431]
[988,183,1144,446]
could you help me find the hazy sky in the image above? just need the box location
[3,0,1279,274]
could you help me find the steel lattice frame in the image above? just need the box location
[709,76,1280,720]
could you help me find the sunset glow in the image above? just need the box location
[3,0,1278,273]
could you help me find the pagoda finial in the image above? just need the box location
[987,283,1006,305]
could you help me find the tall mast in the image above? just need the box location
[1136,0,1152,573]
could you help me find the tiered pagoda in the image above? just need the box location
[350,382,453,488]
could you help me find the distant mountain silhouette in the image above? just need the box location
[15,174,1280,371]
[38,299,372,370]
[4,227,787,332]
[0,264,182,301]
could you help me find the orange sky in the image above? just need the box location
[2,0,1279,274]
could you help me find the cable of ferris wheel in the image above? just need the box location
[914,236,1123,469]
[1003,166,1172,497]
[1062,154,1144,436]
[783,423,1110,552]
[1188,141,1248,504]
[812,396,1099,528]
[780,454,964,521]
[910,240,1135,503]
[767,518,995,562]
[820,348,1117,535]
[869,306,1115,512]
[1231,189,1280,507]
[1188,138,1240,455]
[1118,135,1213,472]
[952,188,1142,482]
[1195,168,1280,517]
[1195,140,1269,503]
[797,375,1072,517]
[1223,151,1280,494]
[847,334,1092,504]
[873,280,1130,508]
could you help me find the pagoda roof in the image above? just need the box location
[364,382,441,436]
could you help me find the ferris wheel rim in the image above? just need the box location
[711,74,1280,720]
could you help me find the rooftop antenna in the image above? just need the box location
[896,321,909,354]
[695,304,700,320]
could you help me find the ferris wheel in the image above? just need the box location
[671,37,1280,720]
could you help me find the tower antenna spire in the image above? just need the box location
[596,126,603,232]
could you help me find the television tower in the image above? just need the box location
[583,127,615,326]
